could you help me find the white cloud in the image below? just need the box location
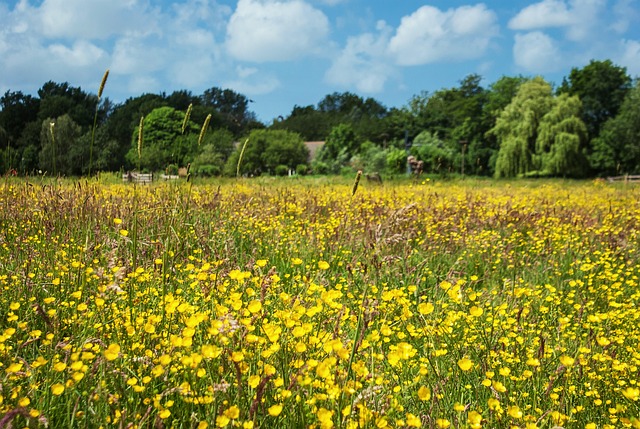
[388,4,499,66]
[513,31,563,72]
[224,74,281,95]
[325,20,394,93]
[48,40,108,67]
[618,39,640,76]
[0,0,231,98]
[611,0,639,34]
[226,0,330,62]
[509,0,605,42]
[38,0,160,40]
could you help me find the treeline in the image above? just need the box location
[1,59,638,178]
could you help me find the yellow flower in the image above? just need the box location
[436,419,451,428]
[418,302,434,315]
[224,406,240,419]
[247,300,262,314]
[216,415,230,427]
[114,218,122,224]
[467,410,482,429]
[268,404,283,417]
[418,386,431,401]
[406,413,421,427]
[256,259,267,267]
[622,387,639,401]
[119,229,128,237]
[245,375,260,391]
[469,306,483,317]
[104,344,121,361]
[51,384,65,395]
[318,260,330,270]
[458,357,473,371]
[507,405,522,419]
[560,355,575,367]
[5,362,23,374]
[317,408,333,428]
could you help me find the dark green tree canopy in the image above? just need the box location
[558,60,631,141]
[590,81,640,175]
[226,129,309,176]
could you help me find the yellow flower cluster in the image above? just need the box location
[0,178,639,428]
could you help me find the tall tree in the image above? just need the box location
[201,87,258,134]
[535,94,588,177]
[40,115,82,176]
[558,60,631,142]
[590,82,640,175]
[0,91,40,145]
[125,106,198,171]
[225,129,309,176]
[490,77,554,178]
[491,77,588,178]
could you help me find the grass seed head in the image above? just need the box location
[182,103,193,135]
[98,69,109,99]
[137,116,144,160]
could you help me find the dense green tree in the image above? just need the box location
[201,87,258,135]
[270,105,333,141]
[590,82,640,175]
[106,94,168,169]
[40,115,82,176]
[535,94,588,176]
[125,106,198,171]
[411,131,455,174]
[0,91,40,145]
[491,77,554,177]
[316,123,360,168]
[37,81,97,129]
[225,129,308,176]
[558,60,631,141]
[491,77,588,178]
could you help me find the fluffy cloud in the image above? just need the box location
[38,0,160,40]
[388,4,499,66]
[513,31,563,72]
[325,21,394,93]
[509,0,605,42]
[0,0,231,98]
[226,0,330,62]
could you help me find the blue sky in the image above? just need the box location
[1,0,639,123]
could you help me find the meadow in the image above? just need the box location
[1,176,639,429]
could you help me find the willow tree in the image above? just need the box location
[536,94,588,177]
[490,77,587,178]
[489,77,553,178]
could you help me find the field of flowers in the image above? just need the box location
[1,176,639,429]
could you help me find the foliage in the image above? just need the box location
[225,129,308,176]
[535,94,588,177]
[590,81,640,175]
[411,131,455,174]
[316,123,360,165]
[491,77,588,178]
[39,114,82,176]
[558,59,632,142]
[125,106,198,171]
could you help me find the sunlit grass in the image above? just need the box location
[1,177,639,428]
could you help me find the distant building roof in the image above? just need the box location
[305,141,325,160]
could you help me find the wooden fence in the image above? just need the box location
[122,172,153,184]
[607,175,640,183]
